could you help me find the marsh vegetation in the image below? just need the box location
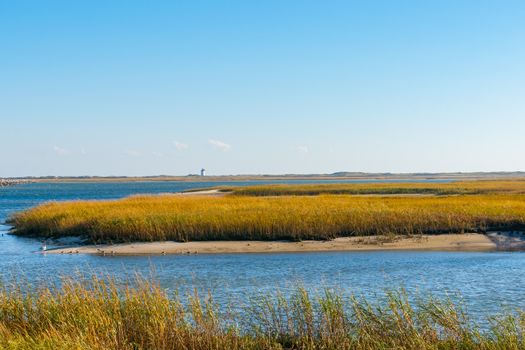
[2,277,525,349]
[9,180,525,243]
[219,180,525,196]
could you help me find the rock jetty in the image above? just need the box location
[0,179,32,187]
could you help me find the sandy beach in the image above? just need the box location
[47,233,498,255]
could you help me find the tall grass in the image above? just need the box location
[223,180,525,196]
[0,277,524,349]
[9,193,525,243]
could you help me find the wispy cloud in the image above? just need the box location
[296,145,309,154]
[53,146,69,156]
[80,148,87,155]
[209,139,231,151]
[152,151,164,158]
[125,150,142,157]
[173,141,189,151]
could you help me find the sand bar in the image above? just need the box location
[47,233,497,255]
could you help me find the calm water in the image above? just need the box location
[1,180,524,320]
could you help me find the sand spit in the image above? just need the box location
[47,233,498,256]
[177,189,225,196]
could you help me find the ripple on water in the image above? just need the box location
[1,181,524,323]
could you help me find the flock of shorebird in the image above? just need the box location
[95,249,168,256]
[96,249,115,256]
[58,250,80,254]
[90,249,195,256]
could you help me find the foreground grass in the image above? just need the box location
[9,192,525,243]
[1,277,524,350]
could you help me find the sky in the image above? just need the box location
[1,0,524,177]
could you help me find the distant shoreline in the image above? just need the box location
[4,172,525,183]
[47,234,498,255]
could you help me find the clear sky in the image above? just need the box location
[1,1,524,177]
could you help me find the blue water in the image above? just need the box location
[1,180,524,320]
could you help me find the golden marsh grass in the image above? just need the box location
[9,189,525,243]
[222,180,525,196]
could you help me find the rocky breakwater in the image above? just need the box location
[0,179,32,187]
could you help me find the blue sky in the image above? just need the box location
[1,1,524,176]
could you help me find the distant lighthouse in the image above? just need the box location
[200,168,206,176]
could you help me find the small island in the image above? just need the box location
[9,180,525,254]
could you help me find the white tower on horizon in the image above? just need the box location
[200,168,206,176]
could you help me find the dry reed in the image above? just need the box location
[1,277,524,349]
